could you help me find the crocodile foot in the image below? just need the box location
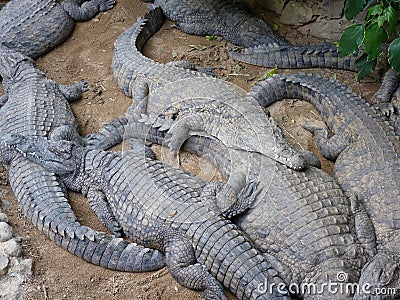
[301,120,328,136]
[108,221,124,238]
[374,102,395,118]
[97,0,116,12]
[165,122,189,157]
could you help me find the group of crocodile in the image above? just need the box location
[0,0,399,299]
[0,0,166,278]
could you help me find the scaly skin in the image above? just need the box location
[5,134,291,300]
[0,0,115,59]
[84,116,374,299]
[144,0,289,47]
[251,73,400,299]
[228,43,360,71]
[111,7,307,170]
[143,0,359,70]
[0,45,165,273]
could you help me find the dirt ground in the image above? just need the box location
[0,0,381,299]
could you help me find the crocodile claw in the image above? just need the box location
[164,137,182,157]
[374,102,395,118]
[83,133,101,147]
[78,79,89,93]
[110,222,124,238]
[98,0,116,12]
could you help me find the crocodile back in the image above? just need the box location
[183,136,364,284]
[0,73,78,137]
[153,0,289,47]
[0,0,74,58]
[251,74,400,235]
[83,149,286,299]
[236,160,364,282]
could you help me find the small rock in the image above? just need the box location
[258,0,286,14]
[0,254,9,275]
[0,222,13,242]
[4,239,22,257]
[312,0,344,18]
[0,213,8,223]
[281,1,314,25]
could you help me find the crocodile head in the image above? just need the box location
[1,133,78,176]
[355,252,399,299]
[262,115,306,170]
[0,45,34,88]
[0,132,21,166]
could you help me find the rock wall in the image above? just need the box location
[252,0,364,41]
[0,193,33,299]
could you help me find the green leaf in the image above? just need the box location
[367,4,383,19]
[262,67,278,79]
[205,35,218,41]
[389,38,400,75]
[345,0,367,20]
[338,24,364,57]
[356,53,377,81]
[383,6,397,36]
[364,21,388,60]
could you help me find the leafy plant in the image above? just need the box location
[339,0,400,81]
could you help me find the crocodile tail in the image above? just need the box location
[229,43,359,71]
[190,219,290,299]
[112,6,164,97]
[7,156,166,272]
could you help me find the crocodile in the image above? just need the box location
[250,73,400,298]
[142,0,359,71]
[4,132,294,300]
[111,6,307,170]
[84,113,375,299]
[0,45,166,273]
[0,0,115,59]
[142,0,289,48]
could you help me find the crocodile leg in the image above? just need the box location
[165,117,193,157]
[302,122,348,161]
[58,79,89,102]
[164,232,227,300]
[201,181,258,218]
[84,117,129,150]
[298,150,321,168]
[129,138,157,160]
[372,68,399,106]
[165,61,216,77]
[350,194,377,259]
[49,125,83,145]
[61,0,115,22]
[87,187,124,237]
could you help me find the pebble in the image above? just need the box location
[4,239,22,257]
[0,254,9,276]
[0,222,13,242]
[0,213,8,223]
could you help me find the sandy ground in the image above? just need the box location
[0,0,381,299]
